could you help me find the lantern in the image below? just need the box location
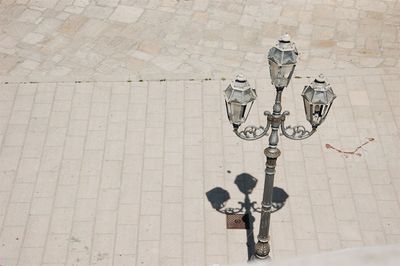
[302,74,336,128]
[224,74,257,129]
[267,34,298,89]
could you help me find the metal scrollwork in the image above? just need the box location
[234,112,272,141]
[280,111,316,140]
[222,205,244,214]
[218,201,265,214]
[234,125,268,140]
[251,202,283,213]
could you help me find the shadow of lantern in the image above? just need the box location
[206,187,231,211]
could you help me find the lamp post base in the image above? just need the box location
[254,240,270,259]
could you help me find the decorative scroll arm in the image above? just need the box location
[251,201,284,214]
[280,111,317,140]
[217,202,245,214]
[217,201,279,214]
[233,111,272,141]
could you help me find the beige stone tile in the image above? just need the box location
[137,241,159,266]
[90,234,114,265]
[50,208,73,234]
[138,215,161,241]
[109,6,144,24]
[0,226,25,259]
[43,234,69,264]
[19,247,43,266]
[4,203,29,228]
[349,91,370,106]
[23,215,50,248]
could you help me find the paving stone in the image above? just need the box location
[0,226,25,259]
[21,32,45,45]
[23,216,50,248]
[19,247,43,266]
[349,90,371,106]
[317,232,341,250]
[114,224,138,254]
[84,4,113,19]
[90,234,114,265]
[17,9,42,23]
[137,241,159,266]
[109,5,144,24]
[338,221,363,241]
[43,234,69,264]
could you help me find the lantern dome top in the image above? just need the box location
[302,74,336,105]
[267,34,298,66]
[315,74,326,83]
[279,33,291,43]
[235,73,246,83]
[224,74,257,104]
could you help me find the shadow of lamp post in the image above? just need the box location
[206,173,289,261]
[223,34,336,259]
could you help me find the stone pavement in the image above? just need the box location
[0,0,400,82]
[0,0,400,266]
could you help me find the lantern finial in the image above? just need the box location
[280,33,291,43]
[315,74,326,83]
[235,73,247,83]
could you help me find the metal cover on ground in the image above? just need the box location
[226,214,248,229]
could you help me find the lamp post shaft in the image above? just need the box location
[255,88,283,259]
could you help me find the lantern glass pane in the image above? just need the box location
[268,48,282,64]
[283,65,294,77]
[224,85,233,99]
[303,87,313,101]
[325,102,333,118]
[303,98,311,121]
[242,89,256,102]
[282,51,297,65]
[269,64,294,88]
[326,89,336,103]
[315,105,323,117]
[310,104,329,126]
[240,104,247,118]
[243,101,254,121]
[230,102,245,125]
[230,90,243,103]
[311,105,319,125]
[225,100,231,119]
[312,91,328,104]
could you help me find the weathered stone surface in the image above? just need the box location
[0,0,398,82]
[109,5,144,24]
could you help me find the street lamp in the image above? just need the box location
[223,34,336,259]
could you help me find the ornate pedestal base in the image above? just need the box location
[254,240,270,259]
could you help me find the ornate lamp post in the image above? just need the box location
[223,34,336,259]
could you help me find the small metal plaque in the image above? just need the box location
[226,214,248,229]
